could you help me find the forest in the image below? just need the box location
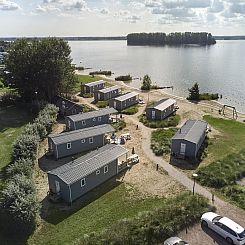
[127,32,216,46]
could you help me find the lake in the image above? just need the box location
[69,40,245,113]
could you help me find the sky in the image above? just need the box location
[0,0,245,37]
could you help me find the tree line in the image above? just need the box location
[127,32,216,46]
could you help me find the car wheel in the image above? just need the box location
[201,220,208,228]
[226,237,233,245]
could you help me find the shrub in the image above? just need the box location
[199,93,219,100]
[139,114,180,128]
[74,193,215,245]
[13,134,39,161]
[121,105,139,115]
[96,101,109,108]
[0,91,20,106]
[6,158,33,178]
[82,93,93,98]
[221,186,245,209]
[115,75,132,81]
[112,120,126,132]
[0,175,40,234]
[23,123,47,141]
[89,71,112,76]
[151,128,178,156]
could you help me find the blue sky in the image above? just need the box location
[0,0,245,37]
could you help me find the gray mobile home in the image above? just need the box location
[54,96,83,116]
[94,85,121,102]
[146,98,177,120]
[171,120,208,160]
[81,80,105,94]
[47,144,128,203]
[109,92,139,111]
[65,108,118,131]
[48,124,115,159]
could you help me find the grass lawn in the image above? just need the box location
[121,105,139,115]
[203,115,245,165]
[29,183,167,245]
[0,106,33,172]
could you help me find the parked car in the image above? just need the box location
[201,212,245,245]
[120,133,131,140]
[164,237,189,245]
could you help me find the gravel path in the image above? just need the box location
[126,113,245,245]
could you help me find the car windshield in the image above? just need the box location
[174,242,188,245]
[212,216,222,223]
[238,230,245,239]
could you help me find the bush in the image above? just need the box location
[13,134,39,162]
[74,193,215,245]
[141,74,152,91]
[0,175,40,234]
[96,101,109,108]
[221,186,245,209]
[139,114,180,128]
[112,120,126,132]
[115,75,132,81]
[89,71,112,76]
[0,91,20,106]
[6,158,34,178]
[121,105,139,115]
[23,123,47,141]
[151,128,178,156]
[82,93,93,98]
[199,93,219,100]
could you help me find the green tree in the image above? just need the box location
[188,83,200,101]
[5,38,77,102]
[141,74,152,91]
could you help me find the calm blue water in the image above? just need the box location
[69,40,245,112]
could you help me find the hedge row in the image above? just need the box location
[73,193,215,245]
[0,104,59,235]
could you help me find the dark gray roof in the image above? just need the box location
[147,98,176,111]
[113,92,139,102]
[98,85,120,94]
[49,124,115,145]
[67,108,118,122]
[48,144,128,185]
[85,80,105,87]
[172,120,208,144]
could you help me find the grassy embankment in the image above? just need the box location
[197,115,245,209]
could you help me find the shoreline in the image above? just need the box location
[76,71,245,119]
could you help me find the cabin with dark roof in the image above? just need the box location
[171,120,208,160]
[47,144,128,203]
[48,124,115,159]
[54,96,83,117]
[94,85,121,102]
[65,108,117,131]
[109,92,139,111]
[146,98,177,120]
[81,80,105,95]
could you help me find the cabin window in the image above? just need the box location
[93,117,96,122]
[89,137,93,144]
[81,178,86,187]
[96,169,100,175]
[68,120,71,129]
[104,165,108,173]
[98,117,101,122]
[82,120,86,125]
[67,143,71,149]
[81,139,85,144]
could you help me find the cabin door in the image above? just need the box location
[180,143,186,156]
[152,111,156,119]
[98,93,100,101]
[55,180,60,193]
[114,101,117,108]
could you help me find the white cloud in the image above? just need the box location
[0,0,20,11]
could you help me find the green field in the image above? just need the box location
[0,106,33,172]
[29,183,167,245]
[203,115,245,164]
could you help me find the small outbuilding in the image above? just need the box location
[171,120,208,160]
[109,92,139,111]
[54,96,83,116]
[65,108,118,131]
[94,85,121,102]
[146,98,177,120]
[81,80,105,95]
[48,124,115,159]
[47,144,128,203]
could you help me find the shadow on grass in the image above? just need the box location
[41,175,124,225]
[201,224,230,245]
